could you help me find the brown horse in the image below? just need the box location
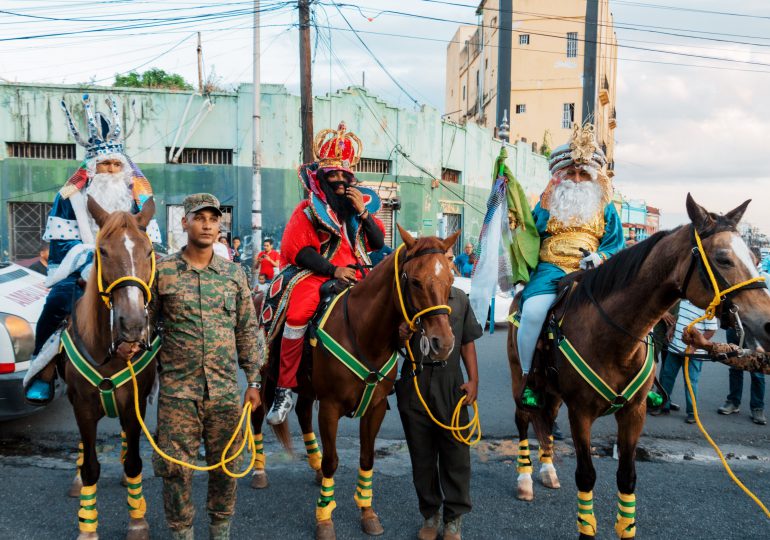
[263,226,459,540]
[63,197,158,540]
[508,195,770,539]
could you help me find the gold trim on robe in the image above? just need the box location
[539,213,605,272]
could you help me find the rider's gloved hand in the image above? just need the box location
[579,252,602,270]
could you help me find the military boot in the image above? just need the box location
[443,517,462,540]
[209,518,231,540]
[417,513,440,540]
[170,527,194,540]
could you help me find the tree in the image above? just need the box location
[113,68,193,91]
[540,129,552,158]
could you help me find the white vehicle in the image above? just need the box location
[0,262,63,420]
[453,276,515,326]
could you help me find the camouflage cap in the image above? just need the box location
[183,193,222,216]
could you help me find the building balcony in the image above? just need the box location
[608,107,617,129]
[599,88,610,106]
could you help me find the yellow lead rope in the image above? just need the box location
[394,244,482,446]
[683,230,769,518]
[127,359,257,478]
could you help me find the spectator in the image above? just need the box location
[232,236,242,264]
[256,238,281,280]
[28,242,49,275]
[652,299,718,423]
[445,247,462,276]
[368,245,393,267]
[454,242,476,277]
[213,235,232,260]
[255,273,270,295]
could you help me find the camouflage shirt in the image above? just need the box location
[152,250,260,400]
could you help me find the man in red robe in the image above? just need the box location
[266,122,385,424]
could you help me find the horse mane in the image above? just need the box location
[569,229,674,306]
[77,211,141,351]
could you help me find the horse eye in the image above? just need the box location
[411,279,423,290]
[99,248,108,258]
[716,257,733,267]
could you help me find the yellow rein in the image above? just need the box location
[394,244,482,446]
[96,231,256,478]
[683,229,769,518]
[95,231,156,309]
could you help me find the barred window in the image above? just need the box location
[166,147,233,165]
[7,142,75,160]
[519,34,530,45]
[8,202,53,260]
[516,104,526,114]
[356,158,391,174]
[562,103,575,129]
[566,32,578,58]
[441,168,461,184]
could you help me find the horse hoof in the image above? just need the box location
[68,475,83,498]
[77,533,98,540]
[250,471,269,489]
[540,469,561,489]
[517,476,534,501]
[126,518,149,540]
[314,468,323,485]
[361,508,384,536]
[316,519,336,540]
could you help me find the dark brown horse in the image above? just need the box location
[63,197,158,540]
[508,195,770,539]
[262,226,459,540]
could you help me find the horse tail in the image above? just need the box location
[270,421,295,456]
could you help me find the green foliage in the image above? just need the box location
[113,68,193,90]
[540,129,552,158]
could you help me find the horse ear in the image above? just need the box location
[87,196,109,228]
[723,199,750,227]
[397,224,416,249]
[686,193,715,233]
[136,197,156,229]
[442,230,461,252]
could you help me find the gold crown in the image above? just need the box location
[312,121,362,170]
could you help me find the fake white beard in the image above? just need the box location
[548,179,604,225]
[85,172,134,237]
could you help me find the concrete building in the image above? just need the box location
[0,82,550,263]
[613,194,660,243]
[445,0,618,172]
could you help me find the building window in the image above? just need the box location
[7,142,76,160]
[485,58,488,69]
[8,202,53,260]
[166,147,233,165]
[515,104,526,114]
[562,103,575,129]
[356,158,391,174]
[441,168,461,184]
[566,32,578,58]
[462,85,466,100]
[519,34,530,45]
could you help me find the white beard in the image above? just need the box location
[85,172,134,237]
[549,180,604,225]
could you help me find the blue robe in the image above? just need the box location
[521,202,625,304]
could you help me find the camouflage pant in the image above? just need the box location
[153,394,243,530]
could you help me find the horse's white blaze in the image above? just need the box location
[123,233,143,308]
[434,260,443,276]
[730,234,770,299]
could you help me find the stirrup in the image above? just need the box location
[25,378,54,406]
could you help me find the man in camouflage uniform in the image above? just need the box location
[151,193,262,540]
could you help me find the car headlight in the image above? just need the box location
[0,314,35,363]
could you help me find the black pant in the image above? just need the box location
[398,406,471,522]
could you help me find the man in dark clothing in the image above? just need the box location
[396,285,482,540]
[28,242,49,274]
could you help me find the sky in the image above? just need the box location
[1,0,769,233]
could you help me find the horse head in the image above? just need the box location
[683,193,770,348]
[396,225,461,361]
[87,196,156,351]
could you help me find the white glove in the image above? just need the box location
[579,252,602,270]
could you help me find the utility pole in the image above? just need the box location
[251,0,263,276]
[496,0,512,141]
[299,0,313,163]
[197,32,204,93]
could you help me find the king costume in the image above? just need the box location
[24,94,161,403]
[262,122,385,424]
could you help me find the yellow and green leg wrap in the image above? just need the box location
[517,439,533,474]
[126,473,147,520]
[316,477,337,522]
[254,432,266,471]
[78,484,98,534]
[577,490,597,537]
[120,431,127,464]
[614,492,636,538]
[538,435,554,464]
[354,468,373,508]
[303,432,322,471]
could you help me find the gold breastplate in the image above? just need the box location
[539,213,605,272]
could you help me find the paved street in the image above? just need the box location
[2,330,770,538]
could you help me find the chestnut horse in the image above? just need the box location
[508,195,770,539]
[63,197,158,540]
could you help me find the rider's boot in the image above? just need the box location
[267,387,294,425]
[25,362,57,405]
